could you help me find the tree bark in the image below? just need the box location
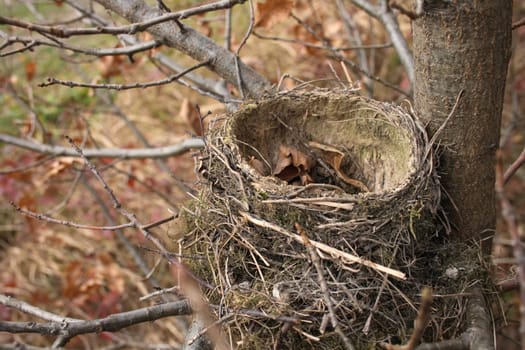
[413,0,512,248]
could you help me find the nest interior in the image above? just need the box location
[181,91,480,349]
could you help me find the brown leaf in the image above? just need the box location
[25,61,36,82]
[309,141,369,192]
[255,0,294,29]
[273,145,315,185]
[248,156,268,175]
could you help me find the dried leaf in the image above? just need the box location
[25,61,36,82]
[309,141,369,192]
[256,0,294,29]
[273,145,315,185]
[248,156,268,175]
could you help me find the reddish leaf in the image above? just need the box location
[25,61,36,82]
[256,0,294,29]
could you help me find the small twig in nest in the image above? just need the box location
[380,287,433,350]
[240,212,406,280]
[296,223,356,350]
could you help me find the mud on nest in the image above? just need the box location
[180,90,470,349]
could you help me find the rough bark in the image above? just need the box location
[413,0,512,248]
[95,0,272,99]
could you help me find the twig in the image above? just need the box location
[96,0,271,98]
[512,17,525,30]
[296,224,355,350]
[10,202,175,231]
[0,32,160,57]
[380,287,433,350]
[234,0,254,99]
[0,154,56,174]
[503,146,525,185]
[0,133,204,159]
[240,212,406,280]
[39,60,211,89]
[65,135,213,289]
[0,295,80,323]
[424,89,464,160]
[252,31,392,51]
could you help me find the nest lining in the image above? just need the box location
[182,90,470,349]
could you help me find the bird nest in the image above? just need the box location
[180,90,465,349]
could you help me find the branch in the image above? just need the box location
[0,133,204,159]
[0,0,246,38]
[38,59,211,90]
[377,1,414,84]
[0,297,191,337]
[348,0,414,85]
[11,202,175,232]
[0,295,80,323]
[95,0,272,98]
[503,146,525,185]
[0,32,161,57]
[512,17,525,30]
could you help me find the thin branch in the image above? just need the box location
[253,31,392,51]
[65,136,213,291]
[380,288,433,350]
[0,295,80,323]
[503,146,525,185]
[0,133,204,159]
[348,0,378,17]
[512,17,525,30]
[389,1,422,20]
[241,212,406,280]
[39,59,211,89]
[10,202,175,232]
[234,0,255,99]
[377,0,414,84]
[0,32,160,57]
[0,154,56,174]
[0,0,247,38]
[95,0,271,98]
[297,223,355,350]
[348,0,414,85]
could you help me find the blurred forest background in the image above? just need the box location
[1,0,525,349]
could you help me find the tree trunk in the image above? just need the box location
[413,0,512,249]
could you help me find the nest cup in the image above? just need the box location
[184,90,441,349]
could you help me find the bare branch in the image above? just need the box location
[0,297,191,338]
[95,0,272,98]
[65,136,213,291]
[504,146,525,185]
[347,0,414,85]
[253,30,392,51]
[377,1,414,84]
[512,17,525,30]
[297,223,356,350]
[39,59,211,89]
[10,202,175,232]
[0,32,160,57]
[0,134,204,159]
[0,1,246,38]
[0,295,80,323]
